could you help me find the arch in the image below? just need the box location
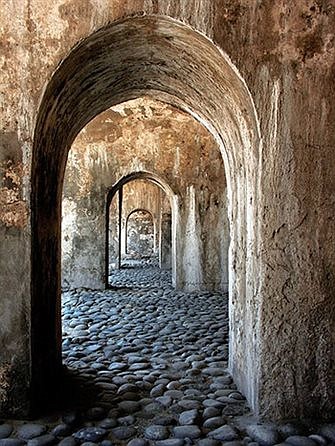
[105,171,177,288]
[126,208,154,221]
[31,15,261,413]
[106,171,177,208]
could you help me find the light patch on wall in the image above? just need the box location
[183,185,202,291]
[62,197,78,265]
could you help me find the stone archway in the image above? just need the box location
[31,15,260,416]
[105,171,178,289]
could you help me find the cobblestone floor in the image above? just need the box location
[0,263,334,446]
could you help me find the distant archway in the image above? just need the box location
[105,171,177,288]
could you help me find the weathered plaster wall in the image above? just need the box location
[160,193,173,270]
[62,98,228,292]
[0,0,334,421]
[160,211,173,270]
[126,210,154,257]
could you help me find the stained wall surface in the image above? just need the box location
[0,0,334,421]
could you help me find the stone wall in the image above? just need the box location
[0,0,334,421]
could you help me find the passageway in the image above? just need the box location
[19,12,333,427]
[60,264,251,443]
[31,16,258,418]
[0,0,334,433]
[107,175,172,278]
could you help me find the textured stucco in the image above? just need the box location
[0,0,333,421]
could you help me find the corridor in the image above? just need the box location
[61,262,250,443]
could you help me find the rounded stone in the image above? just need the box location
[51,424,72,438]
[58,437,76,446]
[173,425,201,439]
[118,400,141,413]
[177,400,201,410]
[27,434,56,446]
[101,441,114,446]
[156,396,173,407]
[98,418,117,429]
[143,402,164,414]
[112,426,137,440]
[203,399,225,409]
[208,425,238,442]
[118,383,139,394]
[17,424,47,440]
[166,382,182,390]
[285,436,318,446]
[165,390,184,400]
[150,384,166,397]
[203,407,221,420]
[228,392,245,400]
[308,435,327,446]
[118,415,135,426]
[0,441,25,446]
[246,425,280,446]
[178,409,199,425]
[108,362,128,371]
[0,425,13,440]
[219,442,243,446]
[73,427,107,443]
[127,439,148,446]
[155,440,184,446]
[144,425,170,441]
[202,368,225,376]
[203,417,226,430]
[197,440,221,446]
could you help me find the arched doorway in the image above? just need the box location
[31,16,260,413]
[105,171,178,289]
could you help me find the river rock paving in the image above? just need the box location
[1,262,334,445]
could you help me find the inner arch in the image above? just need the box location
[105,171,178,288]
[31,15,261,415]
